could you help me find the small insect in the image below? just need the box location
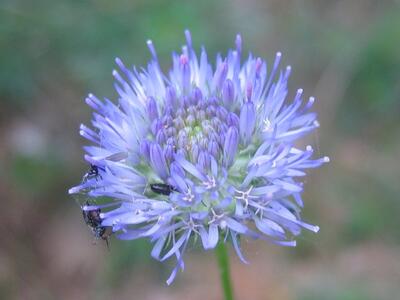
[82,152,128,182]
[150,183,177,196]
[83,164,105,182]
[82,201,113,248]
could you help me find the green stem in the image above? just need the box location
[215,242,234,300]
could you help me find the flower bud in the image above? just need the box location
[223,126,239,167]
[150,143,169,179]
[239,101,256,145]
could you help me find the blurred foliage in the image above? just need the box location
[338,172,400,243]
[0,0,236,110]
[11,154,64,196]
[339,11,400,135]
[104,239,153,287]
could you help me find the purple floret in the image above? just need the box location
[70,30,329,284]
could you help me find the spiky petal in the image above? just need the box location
[70,31,329,284]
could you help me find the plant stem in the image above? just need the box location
[215,242,234,300]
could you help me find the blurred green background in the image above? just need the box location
[1,0,400,299]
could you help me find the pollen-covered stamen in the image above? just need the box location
[235,186,258,209]
[208,208,225,225]
[182,188,195,203]
[182,218,201,234]
[202,175,216,189]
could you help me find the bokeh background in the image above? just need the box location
[1,0,400,299]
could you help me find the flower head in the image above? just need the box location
[70,30,329,284]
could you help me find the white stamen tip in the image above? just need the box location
[313,120,320,127]
[147,40,158,59]
[306,145,313,151]
[309,97,315,103]
[180,54,188,65]
[68,187,77,194]
[112,69,118,76]
[297,88,303,94]
[276,52,282,57]
[323,156,330,163]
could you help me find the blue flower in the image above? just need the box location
[69,30,329,284]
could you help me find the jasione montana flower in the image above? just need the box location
[69,30,329,284]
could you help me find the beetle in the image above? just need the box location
[82,152,128,182]
[150,183,177,196]
[82,201,113,248]
[83,164,105,182]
